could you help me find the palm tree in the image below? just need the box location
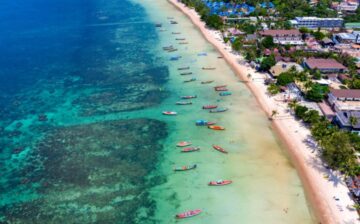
[349,116,358,128]
[269,110,278,120]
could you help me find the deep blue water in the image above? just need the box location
[0,0,169,223]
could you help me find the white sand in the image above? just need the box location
[168,0,360,223]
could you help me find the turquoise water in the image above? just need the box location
[0,0,314,223]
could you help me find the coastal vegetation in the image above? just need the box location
[292,103,359,176]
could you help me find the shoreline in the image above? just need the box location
[168,0,359,223]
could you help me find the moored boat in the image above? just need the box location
[176,101,192,105]
[201,80,214,84]
[170,56,181,61]
[212,145,228,154]
[209,107,228,113]
[167,48,178,52]
[195,120,216,126]
[219,91,232,96]
[208,180,232,186]
[179,42,189,44]
[176,141,192,147]
[181,147,200,152]
[178,66,190,70]
[184,78,196,83]
[202,67,216,70]
[180,72,192,75]
[181,95,197,99]
[214,87,228,91]
[172,32,181,34]
[162,111,177,116]
[208,125,225,130]
[163,45,173,50]
[202,105,217,109]
[197,52,207,56]
[174,164,197,171]
[170,21,178,24]
[175,209,202,219]
[175,38,186,41]
[155,23,162,27]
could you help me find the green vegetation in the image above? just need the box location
[259,54,276,71]
[276,71,295,86]
[267,83,280,95]
[292,104,359,176]
[305,83,329,102]
[261,36,275,49]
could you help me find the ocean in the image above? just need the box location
[0,0,314,223]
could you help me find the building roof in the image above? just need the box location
[330,89,360,98]
[305,58,347,70]
[269,62,303,77]
[259,29,301,37]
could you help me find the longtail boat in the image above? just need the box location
[209,107,228,113]
[197,52,207,56]
[214,87,228,91]
[202,67,216,70]
[178,66,190,70]
[202,105,217,109]
[172,32,181,34]
[181,95,197,99]
[176,101,192,105]
[175,38,186,41]
[195,120,216,126]
[176,141,192,147]
[162,111,177,116]
[184,78,196,83]
[170,21,178,24]
[208,125,225,130]
[219,91,232,96]
[180,72,192,75]
[167,48,178,52]
[170,56,181,61]
[201,80,214,84]
[175,209,202,219]
[179,42,189,44]
[214,85,227,89]
[155,23,162,27]
[181,147,200,152]
[218,56,224,58]
[208,180,232,186]
[212,145,228,154]
[163,45,173,50]
[174,164,197,171]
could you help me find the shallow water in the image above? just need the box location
[0,0,313,223]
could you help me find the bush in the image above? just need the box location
[267,83,280,95]
[276,72,295,86]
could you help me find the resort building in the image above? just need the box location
[333,31,360,44]
[337,0,359,13]
[289,17,344,29]
[259,29,304,45]
[303,58,348,73]
[269,61,303,77]
[328,89,360,129]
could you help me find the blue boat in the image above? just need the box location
[170,56,182,61]
[197,52,207,56]
[209,107,228,113]
[219,91,232,96]
[196,120,216,126]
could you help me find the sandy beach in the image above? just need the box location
[168,0,359,223]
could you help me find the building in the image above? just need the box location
[269,61,303,77]
[345,22,360,29]
[337,0,359,13]
[259,29,304,45]
[289,17,344,29]
[333,31,360,44]
[328,89,360,129]
[304,58,348,73]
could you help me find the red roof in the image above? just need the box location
[331,89,360,98]
[305,58,347,70]
[259,29,301,37]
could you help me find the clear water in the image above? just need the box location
[0,0,314,223]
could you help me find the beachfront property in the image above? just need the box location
[303,58,348,73]
[289,17,344,29]
[328,89,360,129]
[269,61,303,77]
[333,31,360,44]
[259,29,304,45]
